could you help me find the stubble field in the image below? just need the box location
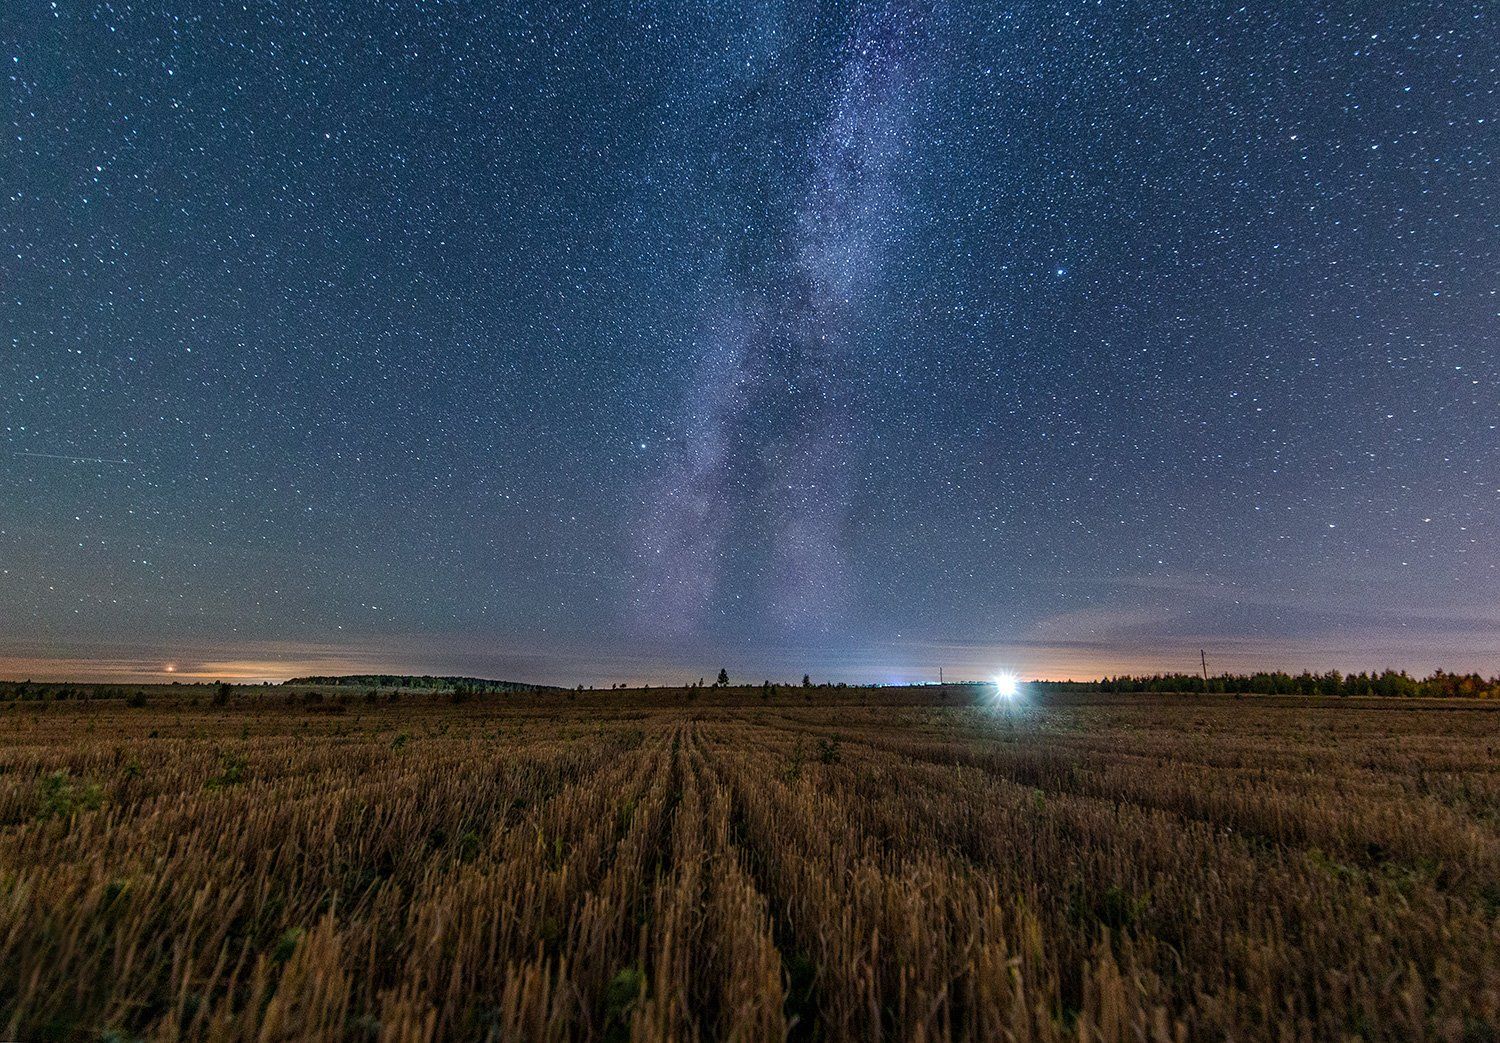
[1,688,1497,1041]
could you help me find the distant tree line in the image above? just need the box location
[284,674,558,693]
[0,682,141,702]
[1038,669,1500,699]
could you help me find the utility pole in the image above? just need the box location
[1200,649,1210,693]
[939,666,944,685]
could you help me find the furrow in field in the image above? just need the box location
[702,722,1142,1043]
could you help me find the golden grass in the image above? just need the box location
[0,691,1496,1040]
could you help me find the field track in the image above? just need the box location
[2,691,1497,1040]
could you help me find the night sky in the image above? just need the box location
[3,2,1496,685]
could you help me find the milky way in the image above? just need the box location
[638,2,942,634]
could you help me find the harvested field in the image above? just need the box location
[1,690,1497,1040]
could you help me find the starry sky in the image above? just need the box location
[3,1,1496,685]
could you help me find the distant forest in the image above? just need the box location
[1040,669,1500,699]
[284,675,559,693]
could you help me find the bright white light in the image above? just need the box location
[993,672,1020,700]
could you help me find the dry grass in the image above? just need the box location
[1,690,1497,1040]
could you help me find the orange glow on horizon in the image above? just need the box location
[2,632,1494,688]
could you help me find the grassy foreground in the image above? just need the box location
[1,689,1497,1040]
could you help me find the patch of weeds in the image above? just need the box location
[1378,856,1441,897]
[271,926,306,964]
[783,742,807,783]
[390,732,410,751]
[816,738,841,765]
[1095,884,1148,931]
[1067,882,1148,934]
[602,965,645,1040]
[36,770,104,820]
[205,752,248,790]
[456,829,482,863]
[1307,847,1363,883]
